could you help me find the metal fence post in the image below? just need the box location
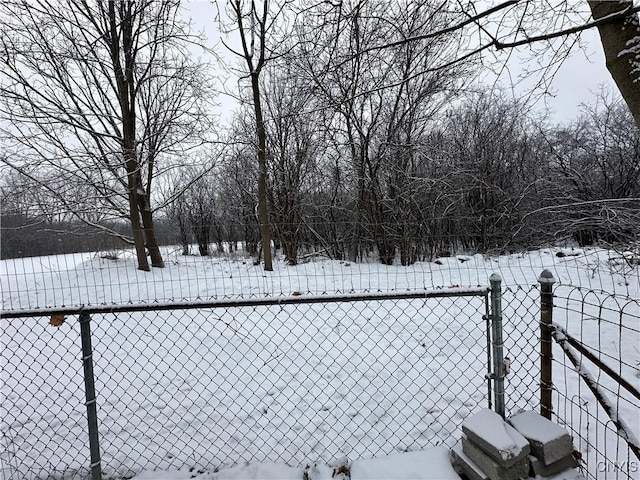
[538,270,555,420]
[484,293,493,411]
[79,312,102,480]
[489,273,505,419]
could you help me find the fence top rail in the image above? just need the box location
[0,286,490,319]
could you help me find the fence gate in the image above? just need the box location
[1,282,508,479]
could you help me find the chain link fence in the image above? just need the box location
[1,314,87,479]
[501,285,542,416]
[2,288,505,480]
[3,276,638,479]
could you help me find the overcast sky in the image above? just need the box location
[184,1,618,127]
[493,27,618,124]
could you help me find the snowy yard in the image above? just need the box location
[2,246,638,311]
[1,248,638,479]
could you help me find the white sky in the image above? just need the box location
[492,27,618,124]
[184,1,618,127]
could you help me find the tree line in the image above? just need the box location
[1,1,639,267]
[169,90,639,265]
[4,90,638,263]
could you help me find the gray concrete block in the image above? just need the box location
[451,441,489,480]
[462,409,530,467]
[529,454,578,477]
[508,411,573,465]
[462,436,529,480]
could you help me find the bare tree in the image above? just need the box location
[220,0,295,271]
[258,63,321,265]
[294,0,470,264]
[165,193,192,256]
[540,94,640,245]
[164,167,219,257]
[0,0,214,270]
[334,1,640,127]
[441,94,542,253]
[217,136,262,258]
[211,0,639,266]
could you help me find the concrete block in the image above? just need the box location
[529,454,578,477]
[508,411,573,465]
[462,409,530,467]
[451,441,489,480]
[462,436,529,480]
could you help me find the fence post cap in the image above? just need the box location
[538,270,556,285]
[489,273,502,285]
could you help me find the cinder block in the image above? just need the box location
[451,441,489,480]
[508,411,573,465]
[529,454,578,477]
[462,409,530,467]
[462,436,529,480]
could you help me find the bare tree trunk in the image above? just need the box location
[588,1,640,128]
[280,225,298,265]
[126,174,150,271]
[251,74,274,271]
[110,0,154,271]
[227,0,275,271]
[179,222,190,256]
[138,190,165,267]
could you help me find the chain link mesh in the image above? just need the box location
[1,316,91,479]
[2,294,491,479]
[501,285,541,416]
[3,286,637,479]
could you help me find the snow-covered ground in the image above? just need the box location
[1,247,638,479]
[2,246,638,311]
